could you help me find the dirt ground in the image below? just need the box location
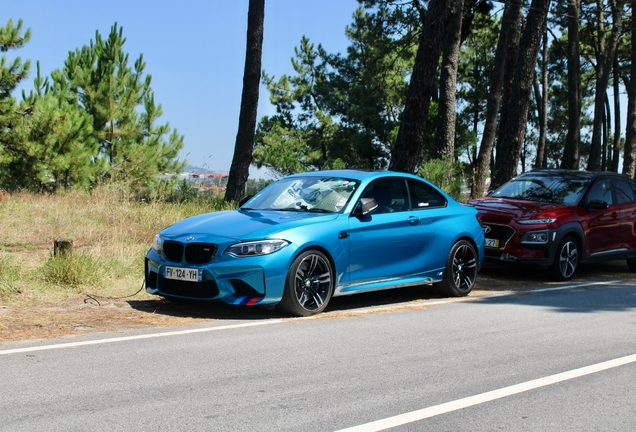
[1,260,634,345]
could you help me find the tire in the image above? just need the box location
[277,250,334,317]
[627,258,636,272]
[551,236,579,281]
[434,240,477,297]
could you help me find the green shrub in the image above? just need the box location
[41,251,105,290]
[419,158,466,202]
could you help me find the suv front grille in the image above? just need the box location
[483,223,515,249]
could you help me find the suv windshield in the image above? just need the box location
[492,174,590,205]
[241,176,359,213]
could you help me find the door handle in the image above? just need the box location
[407,216,420,225]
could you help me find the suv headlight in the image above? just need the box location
[520,231,549,244]
[151,234,163,252]
[518,218,556,225]
[224,239,289,257]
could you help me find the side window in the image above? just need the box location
[407,179,447,209]
[586,179,613,205]
[614,179,636,204]
[361,179,408,214]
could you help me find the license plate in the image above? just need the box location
[485,238,500,248]
[165,266,202,282]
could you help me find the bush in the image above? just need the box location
[418,158,466,202]
[41,251,105,290]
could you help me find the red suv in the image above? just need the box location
[469,169,636,280]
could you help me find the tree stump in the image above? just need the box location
[54,239,73,257]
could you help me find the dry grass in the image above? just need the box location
[0,187,233,306]
[0,187,240,342]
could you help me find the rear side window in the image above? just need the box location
[586,179,613,205]
[407,179,447,209]
[614,179,636,204]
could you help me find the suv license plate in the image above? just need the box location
[485,238,499,248]
[165,266,202,282]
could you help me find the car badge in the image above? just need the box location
[186,236,195,241]
[483,225,491,234]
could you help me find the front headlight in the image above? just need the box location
[224,239,289,257]
[520,231,549,244]
[152,234,163,252]
[518,218,556,225]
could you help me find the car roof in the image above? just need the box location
[285,169,424,182]
[519,168,633,181]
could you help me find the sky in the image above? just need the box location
[4,0,360,177]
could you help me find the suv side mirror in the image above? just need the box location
[586,199,609,210]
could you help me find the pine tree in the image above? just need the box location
[58,23,184,190]
[0,19,32,191]
[19,64,101,191]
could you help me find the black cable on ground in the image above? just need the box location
[84,279,146,306]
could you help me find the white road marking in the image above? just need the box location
[336,353,636,432]
[0,320,284,355]
[529,280,621,293]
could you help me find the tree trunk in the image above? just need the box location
[435,0,464,162]
[623,1,636,178]
[611,58,621,172]
[225,0,265,202]
[603,93,609,170]
[388,0,455,173]
[562,0,581,170]
[471,0,523,197]
[587,0,625,172]
[493,0,551,189]
[534,31,548,169]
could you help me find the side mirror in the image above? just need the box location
[238,195,253,207]
[353,197,378,217]
[586,199,609,210]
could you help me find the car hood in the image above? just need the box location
[469,197,566,221]
[160,209,340,241]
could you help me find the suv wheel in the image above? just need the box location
[551,236,579,281]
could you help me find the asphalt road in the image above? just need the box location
[1,280,635,431]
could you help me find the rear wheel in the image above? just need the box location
[551,236,579,281]
[434,240,477,297]
[278,250,333,317]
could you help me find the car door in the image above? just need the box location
[583,178,619,255]
[347,178,423,284]
[612,178,636,250]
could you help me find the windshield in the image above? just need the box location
[241,176,359,213]
[492,174,590,205]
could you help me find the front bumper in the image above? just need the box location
[145,249,289,306]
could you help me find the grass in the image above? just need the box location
[0,186,236,306]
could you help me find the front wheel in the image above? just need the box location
[434,240,477,297]
[277,250,334,317]
[551,236,579,281]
